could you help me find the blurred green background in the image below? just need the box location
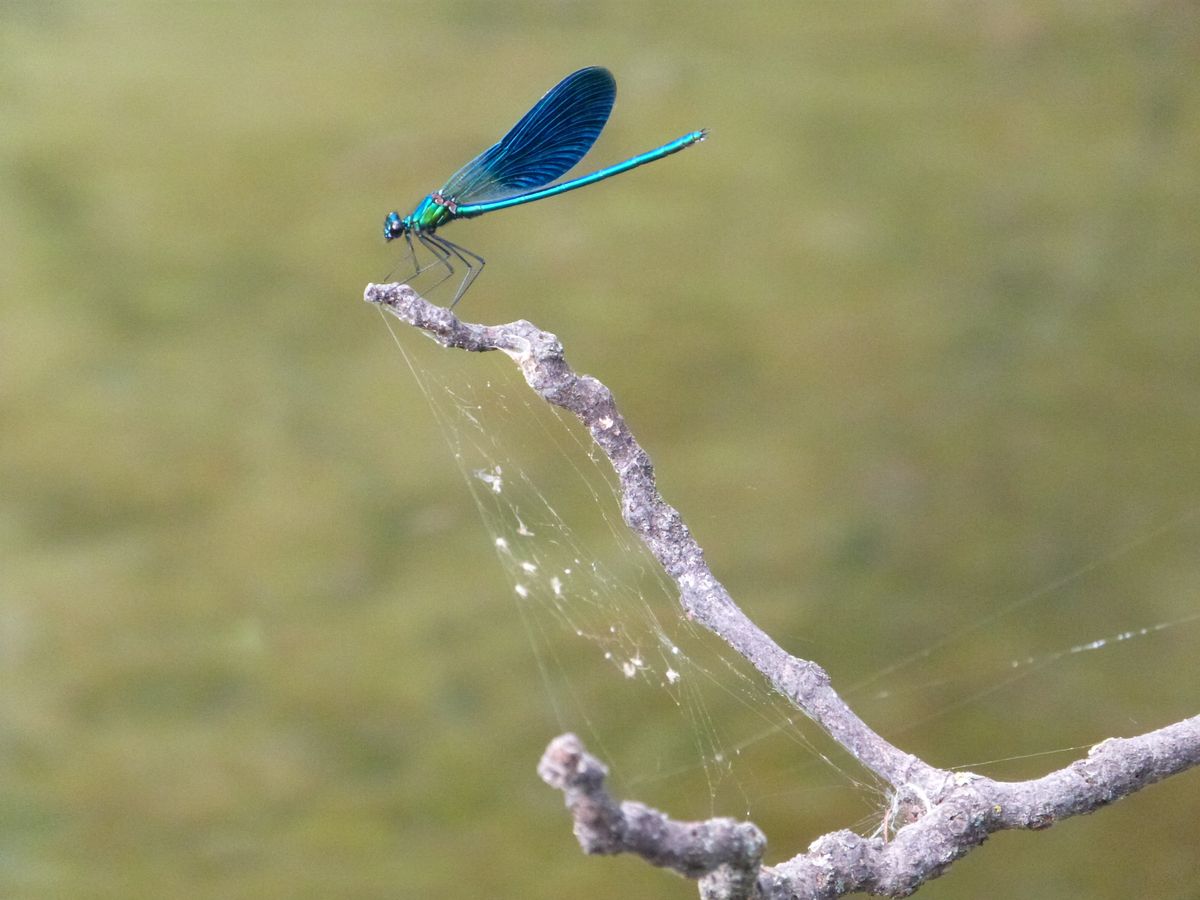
[3,2,1199,898]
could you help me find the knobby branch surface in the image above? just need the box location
[366,283,1200,899]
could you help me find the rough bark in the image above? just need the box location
[366,282,1200,899]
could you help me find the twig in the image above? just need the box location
[366,282,1200,898]
[365,282,928,788]
[538,734,765,900]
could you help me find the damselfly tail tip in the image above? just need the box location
[698,128,710,141]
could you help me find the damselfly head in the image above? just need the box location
[383,211,407,241]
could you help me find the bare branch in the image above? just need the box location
[365,281,929,789]
[366,283,1200,897]
[538,734,766,900]
[537,720,1200,900]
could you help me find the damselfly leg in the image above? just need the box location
[419,233,487,309]
[386,232,432,284]
[387,231,459,298]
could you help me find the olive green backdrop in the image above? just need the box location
[3,3,1198,898]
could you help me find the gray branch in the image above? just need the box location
[366,283,1200,899]
[537,733,766,899]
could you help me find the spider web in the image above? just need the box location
[378,311,885,825]
[376,306,1200,831]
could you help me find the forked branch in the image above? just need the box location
[366,282,1200,899]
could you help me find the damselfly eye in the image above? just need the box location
[383,212,404,241]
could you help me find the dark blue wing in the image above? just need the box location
[439,67,616,205]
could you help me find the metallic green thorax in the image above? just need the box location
[384,192,457,240]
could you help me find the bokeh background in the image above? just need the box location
[3,2,1198,898]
